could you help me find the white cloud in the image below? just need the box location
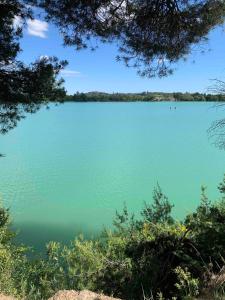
[13,16,23,29]
[97,1,133,23]
[39,55,49,60]
[27,19,48,38]
[60,70,81,77]
[158,58,169,64]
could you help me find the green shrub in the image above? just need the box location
[1,178,225,299]
[174,266,199,299]
[0,206,28,298]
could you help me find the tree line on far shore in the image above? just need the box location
[64,91,225,102]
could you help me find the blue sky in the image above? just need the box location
[17,18,225,94]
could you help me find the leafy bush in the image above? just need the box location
[1,178,225,299]
[0,206,28,298]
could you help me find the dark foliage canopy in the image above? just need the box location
[32,0,225,77]
[0,0,67,133]
[1,0,225,133]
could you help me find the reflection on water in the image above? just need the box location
[13,222,99,251]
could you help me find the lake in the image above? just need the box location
[0,102,224,250]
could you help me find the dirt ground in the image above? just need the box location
[0,290,121,300]
[48,290,121,300]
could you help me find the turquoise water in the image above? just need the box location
[0,102,224,250]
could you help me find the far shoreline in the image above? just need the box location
[63,91,225,102]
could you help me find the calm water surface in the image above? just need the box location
[0,102,224,250]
